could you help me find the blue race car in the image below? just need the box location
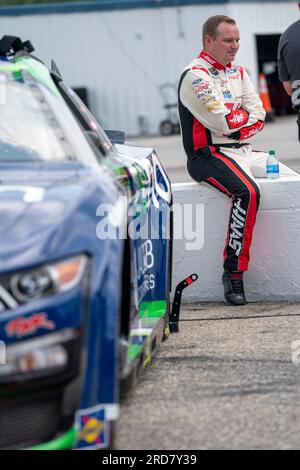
[0,36,172,450]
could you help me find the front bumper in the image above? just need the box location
[0,286,84,450]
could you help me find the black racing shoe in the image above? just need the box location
[222,271,247,306]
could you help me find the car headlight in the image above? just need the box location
[0,328,79,381]
[0,255,87,309]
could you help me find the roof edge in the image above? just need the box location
[0,0,229,17]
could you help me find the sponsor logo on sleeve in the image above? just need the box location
[193,81,213,99]
[240,121,264,139]
[207,100,223,111]
[193,82,209,91]
[229,114,246,126]
[226,110,248,129]
[196,91,213,99]
[192,78,203,85]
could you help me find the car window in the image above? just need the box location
[0,71,73,162]
[56,81,113,157]
[0,70,99,166]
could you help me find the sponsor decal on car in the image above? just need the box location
[75,406,109,449]
[136,240,156,299]
[5,313,55,338]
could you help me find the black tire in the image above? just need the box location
[160,120,174,136]
[173,123,180,134]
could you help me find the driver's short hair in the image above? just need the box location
[202,15,236,45]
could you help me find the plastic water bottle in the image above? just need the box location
[266,150,279,179]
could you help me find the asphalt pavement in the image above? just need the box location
[116,118,300,450]
[116,303,300,450]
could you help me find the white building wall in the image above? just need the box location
[0,2,296,135]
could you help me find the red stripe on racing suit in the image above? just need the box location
[208,148,260,272]
[193,117,209,148]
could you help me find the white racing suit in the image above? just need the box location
[178,50,271,272]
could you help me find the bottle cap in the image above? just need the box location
[269,150,275,155]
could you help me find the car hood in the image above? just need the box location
[0,164,86,235]
[0,163,120,271]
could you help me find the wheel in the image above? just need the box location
[160,120,174,136]
[173,123,180,134]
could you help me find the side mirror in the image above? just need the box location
[105,130,125,144]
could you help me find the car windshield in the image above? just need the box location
[0,69,95,163]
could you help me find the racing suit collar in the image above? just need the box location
[198,50,231,71]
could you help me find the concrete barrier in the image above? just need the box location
[172,166,300,302]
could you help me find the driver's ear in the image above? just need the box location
[204,34,212,48]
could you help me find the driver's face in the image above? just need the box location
[204,22,240,66]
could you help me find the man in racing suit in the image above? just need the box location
[178,15,267,305]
